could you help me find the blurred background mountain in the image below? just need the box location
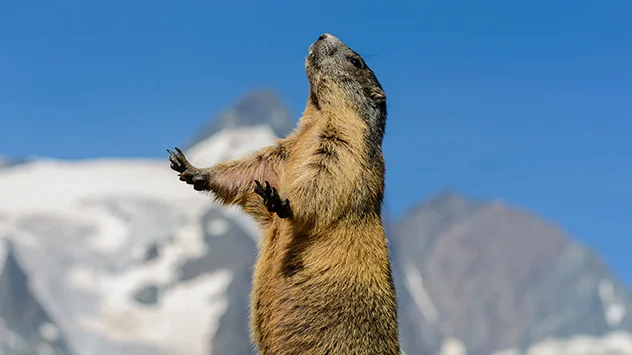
[1,90,631,355]
[1,1,631,354]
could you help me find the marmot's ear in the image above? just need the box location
[370,88,386,102]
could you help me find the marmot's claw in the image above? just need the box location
[168,147,189,173]
[168,147,210,191]
[254,180,291,218]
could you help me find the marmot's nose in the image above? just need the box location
[317,33,332,41]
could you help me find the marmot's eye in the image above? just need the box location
[348,57,362,68]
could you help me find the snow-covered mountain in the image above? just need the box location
[0,90,282,355]
[1,89,631,355]
[182,89,295,152]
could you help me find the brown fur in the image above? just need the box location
[168,33,400,354]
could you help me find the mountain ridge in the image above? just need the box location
[1,89,631,355]
[182,88,296,152]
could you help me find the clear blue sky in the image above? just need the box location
[1,1,630,285]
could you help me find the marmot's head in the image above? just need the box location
[305,34,386,112]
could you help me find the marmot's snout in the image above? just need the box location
[305,33,383,106]
[308,33,344,58]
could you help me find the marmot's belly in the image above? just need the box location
[250,269,399,354]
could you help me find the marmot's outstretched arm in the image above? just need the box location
[168,145,290,222]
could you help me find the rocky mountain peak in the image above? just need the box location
[393,191,632,355]
[184,89,296,151]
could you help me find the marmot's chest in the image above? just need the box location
[285,144,365,185]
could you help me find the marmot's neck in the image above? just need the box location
[300,98,386,217]
[303,96,386,160]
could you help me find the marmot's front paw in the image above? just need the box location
[167,147,210,191]
[254,180,290,218]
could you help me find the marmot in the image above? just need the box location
[168,33,400,355]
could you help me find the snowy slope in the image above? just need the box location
[0,123,276,355]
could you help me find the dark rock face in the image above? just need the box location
[133,285,160,305]
[394,192,632,354]
[0,243,74,355]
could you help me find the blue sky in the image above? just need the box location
[1,1,630,285]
